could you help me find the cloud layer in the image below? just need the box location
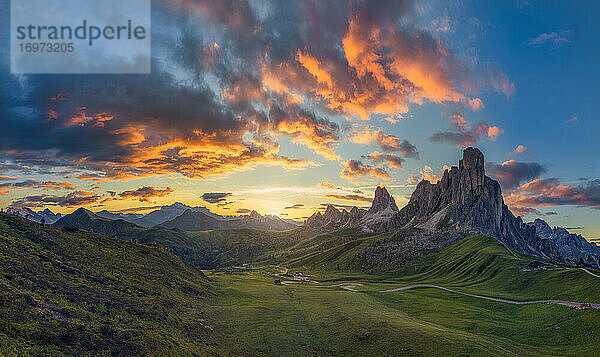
[0,0,512,186]
[486,160,547,189]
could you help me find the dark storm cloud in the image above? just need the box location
[118,186,174,202]
[486,160,548,189]
[9,190,102,208]
[201,192,232,204]
[284,204,304,210]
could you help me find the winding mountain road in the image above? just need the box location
[272,266,600,309]
[381,284,600,309]
[582,268,600,279]
[314,283,363,291]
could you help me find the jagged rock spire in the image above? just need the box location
[368,186,399,214]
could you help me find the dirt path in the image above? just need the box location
[314,283,363,291]
[381,284,600,309]
[498,239,518,258]
[582,268,600,278]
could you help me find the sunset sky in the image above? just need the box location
[0,0,598,239]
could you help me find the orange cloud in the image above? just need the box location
[407,165,452,184]
[118,186,174,202]
[349,127,418,158]
[275,115,340,160]
[506,178,600,210]
[319,182,343,190]
[63,108,114,128]
[430,113,503,147]
[297,49,333,88]
[507,145,528,158]
[466,97,484,111]
[341,159,391,182]
[367,152,404,169]
[9,190,102,208]
[343,12,464,108]
[324,193,372,203]
[487,126,504,140]
[0,179,77,192]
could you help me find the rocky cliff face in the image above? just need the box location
[385,147,560,260]
[368,186,399,215]
[6,207,62,224]
[360,186,399,229]
[305,204,368,230]
[304,147,598,267]
[529,219,600,267]
[304,186,398,231]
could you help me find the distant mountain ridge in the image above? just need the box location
[158,209,296,231]
[304,186,397,230]
[530,218,600,267]
[95,202,223,227]
[5,207,62,224]
[94,202,300,229]
[54,207,141,238]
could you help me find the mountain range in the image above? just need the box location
[158,209,297,231]
[7,147,599,269]
[53,205,297,239]
[96,202,229,227]
[5,207,62,224]
[11,201,299,232]
[304,147,599,268]
[53,207,142,238]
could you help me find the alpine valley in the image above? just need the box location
[2,148,600,355]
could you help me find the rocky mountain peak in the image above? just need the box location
[368,186,398,215]
[459,147,485,171]
[383,147,564,261]
[249,210,262,219]
[456,147,486,201]
[72,207,96,217]
[533,218,552,233]
[323,205,341,219]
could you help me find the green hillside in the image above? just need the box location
[389,234,600,302]
[277,229,600,303]
[206,267,600,356]
[0,213,215,356]
[202,233,600,356]
[3,213,600,355]
[282,228,387,270]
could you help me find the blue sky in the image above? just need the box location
[0,0,598,238]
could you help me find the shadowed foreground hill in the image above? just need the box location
[53,207,143,238]
[0,213,216,355]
